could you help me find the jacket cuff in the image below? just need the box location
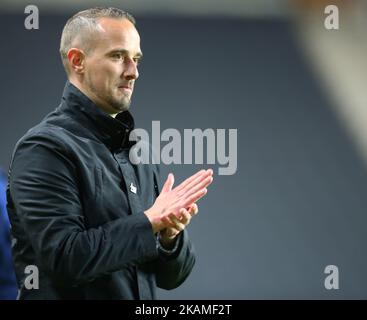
[132,213,159,262]
[156,232,183,259]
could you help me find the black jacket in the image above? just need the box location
[6,81,195,299]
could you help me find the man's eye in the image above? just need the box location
[112,54,123,59]
[134,58,141,65]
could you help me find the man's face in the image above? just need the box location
[82,18,142,115]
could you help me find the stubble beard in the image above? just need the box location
[106,91,131,113]
[88,80,132,114]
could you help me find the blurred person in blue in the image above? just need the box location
[0,169,17,300]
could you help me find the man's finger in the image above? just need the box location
[177,169,213,197]
[187,203,198,216]
[179,169,213,193]
[168,212,185,231]
[161,215,176,229]
[174,169,206,193]
[161,173,174,193]
[160,227,179,239]
[181,188,207,210]
[179,210,192,224]
[182,175,213,201]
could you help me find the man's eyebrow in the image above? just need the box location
[108,49,143,58]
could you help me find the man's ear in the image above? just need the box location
[67,48,86,74]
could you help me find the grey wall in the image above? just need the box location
[1,12,367,299]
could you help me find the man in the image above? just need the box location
[7,7,213,299]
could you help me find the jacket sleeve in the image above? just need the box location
[146,163,196,290]
[154,230,196,290]
[8,133,158,286]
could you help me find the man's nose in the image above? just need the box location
[123,57,139,80]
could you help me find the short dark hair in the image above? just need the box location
[59,7,136,75]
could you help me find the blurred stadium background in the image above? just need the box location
[1,0,367,299]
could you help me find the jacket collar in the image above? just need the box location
[60,81,135,151]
